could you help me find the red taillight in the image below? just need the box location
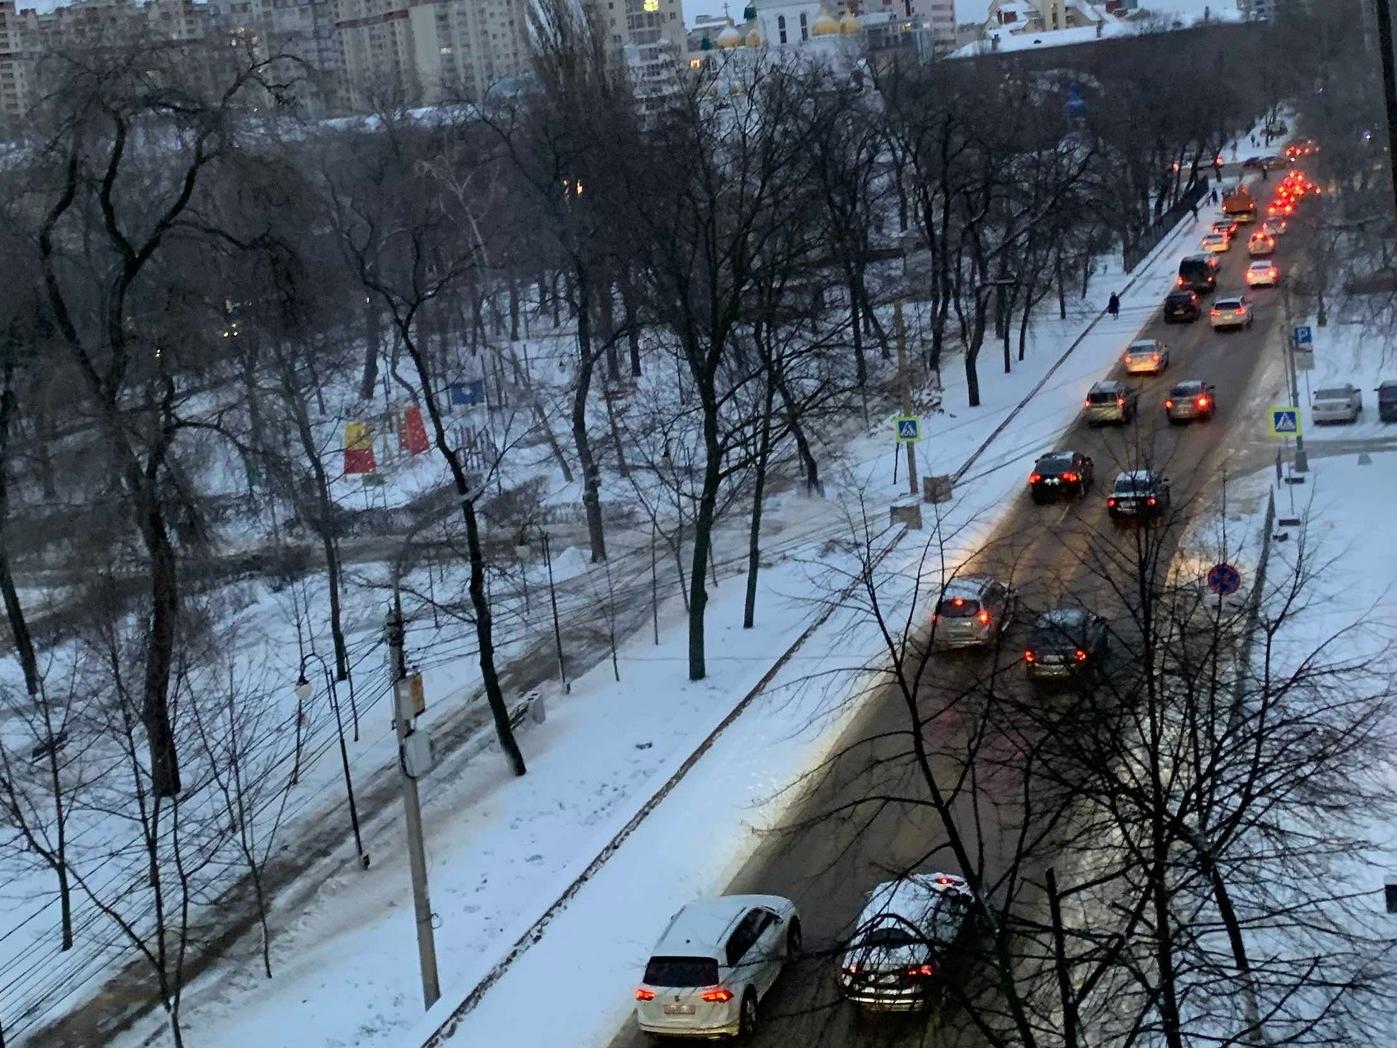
[700,987,734,1003]
[1074,649,1088,662]
[1024,650,1036,663]
[1029,472,1042,483]
[842,964,860,975]
[977,610,991,626]
[1165,399,1175,409]
[934,875,956,885]
[1176,275,1185,286]
[1115,397,1125,406]
[1146,496,1157,507]
[1062,471,1078,483]
[1197,396,1210,407]
[635,987,655,1001]
[1210,309,1221,316]
[907,964,936,978]
[1107,497,1117,508]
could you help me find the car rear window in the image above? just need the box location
[936,598,981,618]
[1170,384,1200,398]
[855,922,921,949]
[1029,626,1077,650]
[643,956,720,987]
[1216,299,1242,309]
[1315,388,1348,400]
[1087,389,1120,404]
[1179,260,1211,277]
[1113,477,1149,495]
[1036,454,1073,472]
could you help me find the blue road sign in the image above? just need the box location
[1292,325,1313,347]
[895,416,921,444]
[1206,562,1243,597]
[1269,407,1301,436]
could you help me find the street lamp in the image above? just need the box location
[296,652,370,870]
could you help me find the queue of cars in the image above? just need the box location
[630,150,1319,1046]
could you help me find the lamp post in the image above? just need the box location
[296,652,369,870]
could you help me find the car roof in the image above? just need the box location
[1034,607,1092,628]
[1247,260,1273,268]
[1036,450,1077,463]
[941,576,991,599]
[1166,288,1196,299]
[1216,295,1245,304]
[1127,339,1160,350]
[856,874,968,930]
[654,895,786,955]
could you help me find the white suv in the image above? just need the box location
[633,895,801,1039]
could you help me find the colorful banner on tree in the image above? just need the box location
[344,420,377,475]
[399,405,429,455]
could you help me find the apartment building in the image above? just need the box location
[334,0,531,109]
[210,0,342,112]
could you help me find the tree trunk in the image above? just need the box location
[776,375,820,496]
[620,266,643,377]
[743,381,775,629]
[848,279,867,388]
[572,267,607,563]
[687,390,723,682]
[359,296,381,401]
[141,502,183,798]
[508,266,521,342]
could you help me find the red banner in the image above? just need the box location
[400,405,429,456]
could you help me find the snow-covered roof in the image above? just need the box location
[952,19,1134,58]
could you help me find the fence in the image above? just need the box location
[1122,177,1211,274]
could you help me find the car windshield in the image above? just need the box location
[1315,388,1349,400]
[936,597,981,618]
[643,956,721,987]
[1087,389,1120,404]
[853,922,922,949]
[1113,476,1151,495]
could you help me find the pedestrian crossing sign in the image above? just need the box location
[1269,407,1301,436]
[895,416,921,444]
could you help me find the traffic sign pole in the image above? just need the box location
[895,301,919,498]
[1283,289,1309,473]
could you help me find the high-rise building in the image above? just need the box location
[0,0,34,124]
[334,0,531,110]
[209,0,342,113]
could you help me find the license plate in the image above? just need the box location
[1116,502,1137,512]
[1043,478,1059,485]
[664,1003,696,1015]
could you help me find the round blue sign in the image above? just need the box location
[1206,563,1242,596]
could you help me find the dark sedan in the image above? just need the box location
[1028,451,1094,504]
[1024,608,1109,682]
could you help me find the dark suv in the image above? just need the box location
[1028,450,1094,503]
[1025,608,1109,683]
[1163,289,1202,323]
[1378,380,1397,422]
[1176,254,1219,293]
[1107,470,1171,525]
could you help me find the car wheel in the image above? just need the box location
[786,919,803,959]
[737,990,758,1040]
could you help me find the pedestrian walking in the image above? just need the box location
[1210,187,1219,205]
[1107,292,1121,319]
[1190,201,1199,220]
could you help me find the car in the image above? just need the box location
[1262,216,1288,236]
[1311,384,1362,424]
[1122,338,1170,375]
[1209,294,1253,329]
[1210,218,1238,239]
[1176,254,1220,292]
[1024,608,1109,682]
[1241,155,1264,169]
[1200,232,1231,253]
[1245,261,1280,288]
[1378,380,1397,423]
[1261,154,1288,170]
[1084,379,1139,425]
[634,895,801,1039]
[1165,379,1217,424]
[1247,232,1275,256]
[1163,289,1202,323]
[1107,469,1171,524]
[1266,199,1296,218]
[837,873,974,1012]
[933,576,1016,648]
[1029,450,1094,503]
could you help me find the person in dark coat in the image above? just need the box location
[1107,292,1121,319]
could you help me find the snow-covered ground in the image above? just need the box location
[91,199,1219,1048]
[1290,313,1397,441]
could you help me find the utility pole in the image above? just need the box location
[894,299,919,498]
[387,598,441,1010]
[1281,286,1309,474]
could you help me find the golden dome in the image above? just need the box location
[745,20,762,46]
[839,7,863,33]
[810,4,840,36]
[717,17,743,48]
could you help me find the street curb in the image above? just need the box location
[407,524,909,1048]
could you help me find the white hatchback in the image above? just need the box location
[1312,384,1362,424]
[634,895,800,1039]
